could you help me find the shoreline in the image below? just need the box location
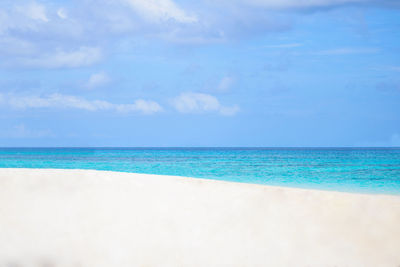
[1,168,400,266]
[1,167,398,196]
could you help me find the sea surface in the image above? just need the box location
[0,147,399,194]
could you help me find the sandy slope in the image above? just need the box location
[0,168,399,267]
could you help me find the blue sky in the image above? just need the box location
[0,0,399,147]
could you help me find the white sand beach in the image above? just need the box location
[0,168,399,267]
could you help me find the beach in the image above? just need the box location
[0,168,399,267]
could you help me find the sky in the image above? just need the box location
[0,0,399,147]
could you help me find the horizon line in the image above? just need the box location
[0,146,399,149]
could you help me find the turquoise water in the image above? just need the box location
[0,148,399,194]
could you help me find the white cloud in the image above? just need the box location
[217,76,235,92]
[0,0,395,70]
[1,93,163,115]
[7,94,112,111]
[16,2,49,22]
[19,47,102,68]
[85,71,111,89]
[0,0,391,67]
[172,93,219,112]
[123,0,197,23]
[116,99,164,114]
[0,0,200,68]
[171,92,239,116]
[57,8,68,19]
[219,105,241,116]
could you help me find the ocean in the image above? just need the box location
[0,147,399,194]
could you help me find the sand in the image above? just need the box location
[0,168,399,267]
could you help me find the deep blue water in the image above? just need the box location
[0,148,399,194]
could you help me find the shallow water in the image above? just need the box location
[0,147,399,194]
